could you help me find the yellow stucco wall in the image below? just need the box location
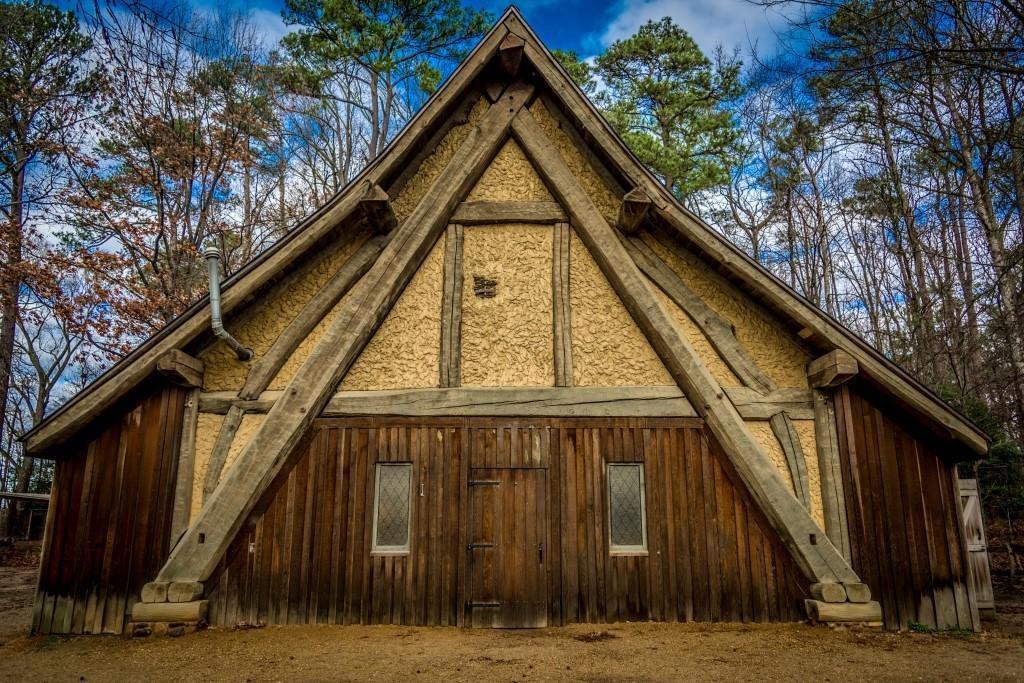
[340,236,445,390]
[650,286,741,387]
[529,100,620,226]
[461,224,554,386]
[190,412,222,523]
[189,412,264,523]
[200,230,371,392]
[392,97,489,222]
[466,139,554,202]
[643,234,810,389]
[748,419,824,529]
[569,230,672,386]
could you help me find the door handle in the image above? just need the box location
[538,542,544,564]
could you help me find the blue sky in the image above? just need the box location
[231,0,792,61]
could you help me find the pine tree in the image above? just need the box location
[595,18,742,205]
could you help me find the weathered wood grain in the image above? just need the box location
[552,222,573,387]
[511,105,858,586]
[769,412,811,509]
[169,388,200,551]
[239,234,389,400]
[440,223,464,387]
[156,350,204,389]
[201,404,245,502]
[808,350,859,388]
[813,389,850,560]
[451,200,567,224]
[624,235,776,395]
[617,188,651,234]
[156,82,537,585]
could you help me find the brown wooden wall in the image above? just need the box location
[834,383,979,631]
[33,381,187,635]
[206,416,808,627]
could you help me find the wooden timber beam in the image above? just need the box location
[440,223,464,387]
[508,20,986,456]
[196,386,813,420]
[617,188,652,234]
[21,21,515,457]
[499,33,525,76]
[623,235,776,395]
[808,349,859,388]
[357,183,397,234]
[238,234,389,400]
[770,412,811,509]
[156,350,204,389]
[450,200,567,224]
[511,106,860,586]
[168,388,200,551]
[813,389,851,560]
[154,82,536,585]
[201,404,245,500]
[552,222,573,386]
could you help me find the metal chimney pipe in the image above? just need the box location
[204,247,253,361]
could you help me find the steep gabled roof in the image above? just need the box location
[21,10,516,455]
[23,6,988,462]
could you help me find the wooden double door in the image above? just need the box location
[467,467,548,627]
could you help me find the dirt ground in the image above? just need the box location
[1,542,1023,682]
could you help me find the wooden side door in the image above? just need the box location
[959,477,995,616]
[467,468,548,627]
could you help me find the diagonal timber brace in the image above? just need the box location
[154,82,536,585]
[511,107,862,589]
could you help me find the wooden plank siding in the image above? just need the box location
[834,383,979,631]
[205,416,808,626]
[33,380,187,635]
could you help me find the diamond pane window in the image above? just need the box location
[607,463,647,553]
[372,463,412,553]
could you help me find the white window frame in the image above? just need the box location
[371,462,413,555]
[606,462,648,555]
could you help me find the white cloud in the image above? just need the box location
[600,0,789,57]
[249,8,291,50]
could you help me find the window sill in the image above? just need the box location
[370,550,410,556]
[609,550,649,557]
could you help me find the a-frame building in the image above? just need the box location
[25,8,989,634]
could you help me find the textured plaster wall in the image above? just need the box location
[190,412,223,523]
[188,413,264,523]
[461,224,554,386]
[268,287,357,390]
[340,236,445,390]
[569,230,672,386]
[793,418,824,530]
[748,420,824,529]
[224,414,264,475]
[466,140,554,202]
[643,235,810,389]
[650,286,741,387]
[530,100,620,226]
[201,230,371,392]
[392,97,488,222]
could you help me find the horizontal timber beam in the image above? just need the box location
[450,200,567,224]
[197,386,814,420]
